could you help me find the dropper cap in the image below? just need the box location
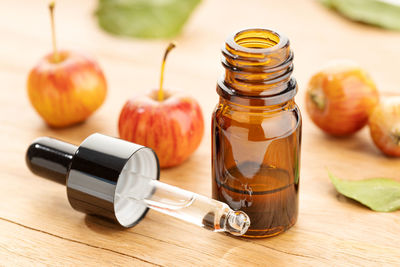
[26,133,160,227]
[26,133,250,236]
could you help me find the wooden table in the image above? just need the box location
[1,0,399,265]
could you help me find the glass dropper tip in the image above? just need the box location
[225,210,251,236]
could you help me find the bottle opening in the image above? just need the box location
[224,28,289,61]
[219,28,296,105]
[234,29,280,49]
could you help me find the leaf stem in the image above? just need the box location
[158,42,176,102]
[49,2,59,63]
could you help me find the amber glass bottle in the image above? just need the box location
[212,28,301,238]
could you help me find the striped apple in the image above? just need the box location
[118,90,204,168]
[27,3,107,128]
[27,51,107,127]
[118,43,204,168]
[305,60,379,136]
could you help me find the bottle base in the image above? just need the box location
[241,219,296,238]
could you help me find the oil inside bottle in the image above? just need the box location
[212,108,300,238]
[213,162,298,237]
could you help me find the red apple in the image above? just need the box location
[305,60,379,136]
[118,43,204,168]
[27,3,107,127]
[119,90,204,167]
[369,97,400,157]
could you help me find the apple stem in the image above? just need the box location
[309,89,326,110]
[390,128,400,146]
[158,42,176,102]
[49,2,59,63]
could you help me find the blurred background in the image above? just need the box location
[2,0,399,173]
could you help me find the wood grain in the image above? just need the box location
[0,218,154,266]
[1,0,400,266]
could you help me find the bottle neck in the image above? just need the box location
[219,96,295,113]
[218,28,297,106]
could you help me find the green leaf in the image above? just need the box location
[329,172,400,212]
[96,0,201,39]
[320,0,400,31]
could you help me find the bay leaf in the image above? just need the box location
[320,0,400,31]
[96,0,201,39]
[329,172,400,212]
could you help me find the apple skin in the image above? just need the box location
[118,90,204,168]
[305,61,379,136]
[27,50,107,127]
[369,97,400,157]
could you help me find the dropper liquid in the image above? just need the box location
[116,169,250,236]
